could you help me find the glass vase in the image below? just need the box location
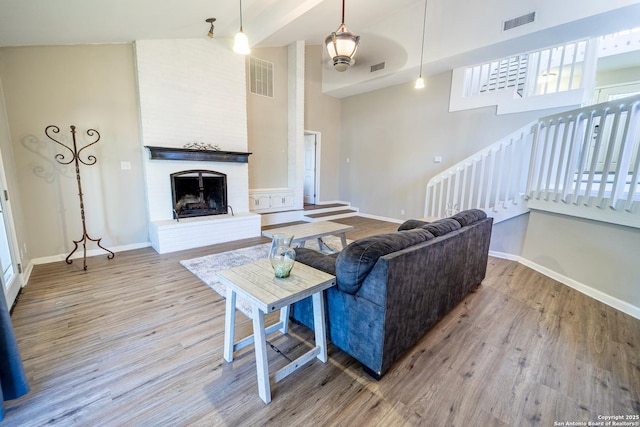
[269,234,296,278]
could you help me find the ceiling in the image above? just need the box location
[0,0,416,48]
[1,0,639,98]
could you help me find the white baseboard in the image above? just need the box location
[357,212,404,224]
[489,251,640,320]
[488,250,521,262]
[31,241,151,266]
[20,261,33,288]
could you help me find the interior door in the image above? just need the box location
[303,134,317,205]
[0,163,19,308]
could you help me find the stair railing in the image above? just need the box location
[451,38,598,114]
[426,94,640,228]
[424,122,536,223]
[526,94,640,215]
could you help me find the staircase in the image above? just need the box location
[425,94,640,228]
[302,203,359,222]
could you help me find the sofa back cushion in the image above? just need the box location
[336,228,434,294]
[397,219,429,231]
[421,218,461,236]
[450,209,487,227]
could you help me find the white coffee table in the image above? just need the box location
[216,258,336,404]
[262,221,354,251]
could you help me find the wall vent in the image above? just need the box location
[370,62,386,73]
[503,12,535,31]
[249,56,274,98]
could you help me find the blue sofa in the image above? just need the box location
[290,209,493,378]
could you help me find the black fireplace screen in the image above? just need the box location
[171,170,228,218]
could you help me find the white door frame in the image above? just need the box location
[303,130,321,205]
[0,159,22,309]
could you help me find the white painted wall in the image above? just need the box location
[135,39,250,222]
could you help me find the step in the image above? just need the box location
[303,203,350,215]
[303,209,359,222]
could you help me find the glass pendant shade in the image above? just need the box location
[326,24,360,72]
[233,30,250,55]
[415,76,425,89]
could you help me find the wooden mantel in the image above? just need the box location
[145,146,252,163]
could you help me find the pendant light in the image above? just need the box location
[415,0,428,89]
[233,0,250,55]
[325,0,360,72]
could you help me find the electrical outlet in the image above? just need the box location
[434,156,442,163]
[401,209,405,215]
[121,161,132,170]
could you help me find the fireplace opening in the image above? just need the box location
[171,170,227,219]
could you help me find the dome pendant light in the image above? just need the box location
[325,0,360,72]
[233,0,250,55]
[415,0,428,89]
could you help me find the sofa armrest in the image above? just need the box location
[294,248,338,276]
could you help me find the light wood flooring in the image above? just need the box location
[3,217,640,426]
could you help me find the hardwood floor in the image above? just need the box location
[4,217,640,426]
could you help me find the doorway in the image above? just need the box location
[303,132,320,205]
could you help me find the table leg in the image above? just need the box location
[252,306,271,403]
[223,287,237,362]
[279,305,290,334]
[339,233,348,248]
[312,291,327,363]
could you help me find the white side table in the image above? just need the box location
[216,258,336,403]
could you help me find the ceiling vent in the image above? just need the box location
[503,12,535,31]
[370,62,386,73]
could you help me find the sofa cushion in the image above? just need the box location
[421,218,461,237]
[397,219,430,231]
[398,219,429,231]
[293,248,338,275]
[335,228,434,294]
[451,209,487,227]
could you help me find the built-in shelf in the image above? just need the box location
[145,146,252,163]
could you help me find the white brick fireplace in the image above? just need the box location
[135,39,260,253]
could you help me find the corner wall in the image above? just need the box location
[0,44,148,261]
[246,47,289,189]
[520,211,640,317]
[339,70,562,220]
[305,45,342,202]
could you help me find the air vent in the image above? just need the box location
[503,11,535,31]
[249,56,274,98]
[370,62,386,73]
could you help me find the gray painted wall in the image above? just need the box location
[246,47,289,189]
[0,44,148,260]
[339,70,563,220]
[247,45,342,202]
[522,211,640,309]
